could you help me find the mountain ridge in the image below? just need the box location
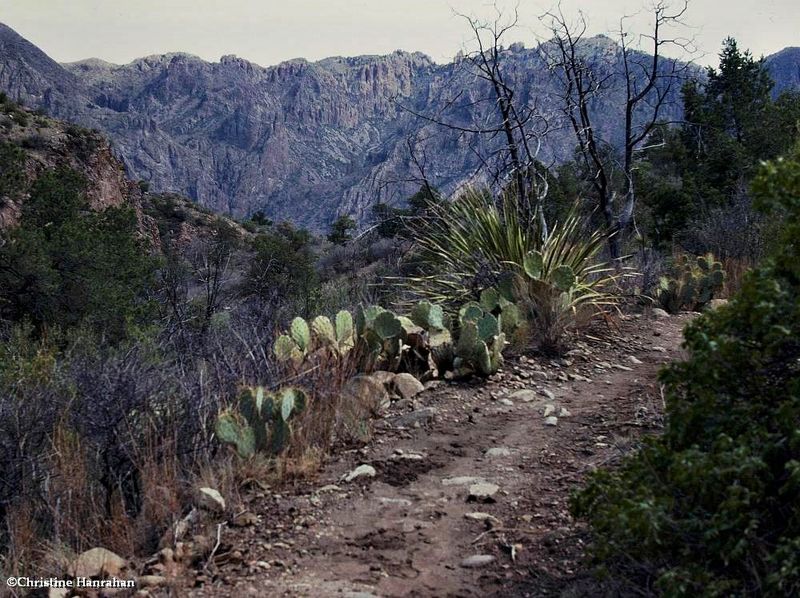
[1,22,798,230]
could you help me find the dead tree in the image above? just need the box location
[543,1,692,258]
[399,5,554,236]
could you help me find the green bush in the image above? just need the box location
[0,141,25,199]
[572,145,800,596]
[0,168,157,338]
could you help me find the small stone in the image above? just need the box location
[544,416,558,426]
[377,497,412,506]
[389,407,437,427]
[317,484,343,493]
[138,575,167,588]
[543,404,556,417]
[442,476,484,486]
[558,407,571,418]
[651,308,671,319]
[231,511,259,527]
[485,447,511,458]
[393,398,414,410]
[344,464,377,483]
[539,388,555,400]
[460,554,496,568]
[498,398,514,407]
[392,373,425,400]
[509,389,537,402]
[195,487,226,513]
[69,547,127,578]
[464,512,502,526]
[468,482,499,503]
[627,355,644,365]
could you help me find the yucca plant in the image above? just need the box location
[402,187,533,309]
[514,220,617,353]
[403,187,617,352]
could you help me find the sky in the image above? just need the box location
[2,0,798,67]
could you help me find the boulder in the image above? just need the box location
[342,375,390,415]
[392,373,425,400]
[651,307,671,319]
[370,370,396,387]
[69,547,127,578]
[195,487,226,513]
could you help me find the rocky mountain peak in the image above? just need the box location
[0,22,797,230]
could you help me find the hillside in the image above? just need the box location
[0,94,249,250]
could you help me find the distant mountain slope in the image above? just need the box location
[0,23,797,230]
[766,46,800,94]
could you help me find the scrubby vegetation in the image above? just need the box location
[0,29,798,596]
[573,142,800,597]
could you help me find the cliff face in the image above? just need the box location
[1,23,797,230]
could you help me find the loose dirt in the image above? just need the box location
[186,312,690,597]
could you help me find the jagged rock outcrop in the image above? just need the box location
[0,22,797,230]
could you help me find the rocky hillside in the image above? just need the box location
[0,96,248,250]
[1,22,797,230]
[0,95,137,229]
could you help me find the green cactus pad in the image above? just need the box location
[479,288,501,312]
[274,334,297,361]
[552,265,576,291]
[523,250,544,279]
[373,311,403,339]
[215,411,256,458]
[290,317,311,351]
[410,301,445,330]
[476,313,500,341]
[459,302,484,324]
[335,310,354,345]
[278,387,307,422]
[311,316,336,345]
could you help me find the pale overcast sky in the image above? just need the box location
[2,0,798,67]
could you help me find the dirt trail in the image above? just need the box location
[189,312,690,598]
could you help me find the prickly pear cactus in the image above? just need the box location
[215,386,308,457]
[452,302,506,377]
[658,253,726,313]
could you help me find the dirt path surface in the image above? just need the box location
[187,312,690,598]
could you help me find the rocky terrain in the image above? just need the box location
[0,98,248,251]
[55,310,688,597]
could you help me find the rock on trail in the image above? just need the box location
[184,313,690,597]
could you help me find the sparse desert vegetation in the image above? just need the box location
[0,4,799,596]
